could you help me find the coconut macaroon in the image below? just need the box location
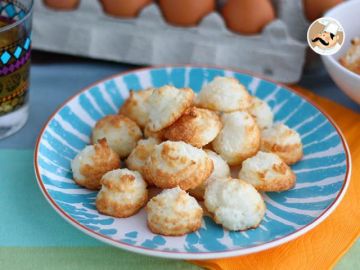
[189,150,230,200]
[126,138,160,182]
[212,111,260,166]
[144,125,166,141]
[164,107,222,148]
[143,141,213,190]
[146,187,203,236]
[96,169,148,218]
[260,123,303,165]
[248,97,273,130]
[92,115,142,158]
[239,151,296,191]
[204,178,265,231]
[119,88,154,128]
[71,139,121,190]
[196,76,252,112]
[146,85,194,132]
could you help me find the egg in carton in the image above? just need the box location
[32,0,307,83]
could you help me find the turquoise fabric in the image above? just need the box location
[0,248,200,270]
[0,150,102,247]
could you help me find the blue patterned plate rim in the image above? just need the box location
[33,65,352,260]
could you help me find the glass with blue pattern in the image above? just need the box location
[0,0,32,139]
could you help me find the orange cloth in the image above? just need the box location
[191,86,360,270]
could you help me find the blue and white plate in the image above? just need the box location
[34,66,351,259]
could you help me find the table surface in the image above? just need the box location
[0,51,358,269]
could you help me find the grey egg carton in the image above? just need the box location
[32,0,309,83]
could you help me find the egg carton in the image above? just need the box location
[271,0,310,42]
[32,0,308,83]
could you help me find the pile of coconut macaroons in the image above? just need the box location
[71,76,303,236]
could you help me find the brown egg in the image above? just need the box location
[221,0,275,35]
[159,0,215,27]
[100,0,153,18]
[43,0,80,10]
[303,0,343,21]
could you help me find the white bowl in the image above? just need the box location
[321,0,360,104]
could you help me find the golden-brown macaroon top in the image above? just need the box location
[143,141,213,190]
[126,138,160,184]
[119,88,154,128]
[212,111,260,166]
[204,177,265,231]
[260,123,303,165]
[248,96,273,130]
[196,76,252,112]
[96,168,148,218]
[164,107,222,148]
[189,150,230,200]
[146,85,194,132]
[92,114,142,158]
[71,138,121,190]
[239,151,296,191]
[146,187,203,236]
